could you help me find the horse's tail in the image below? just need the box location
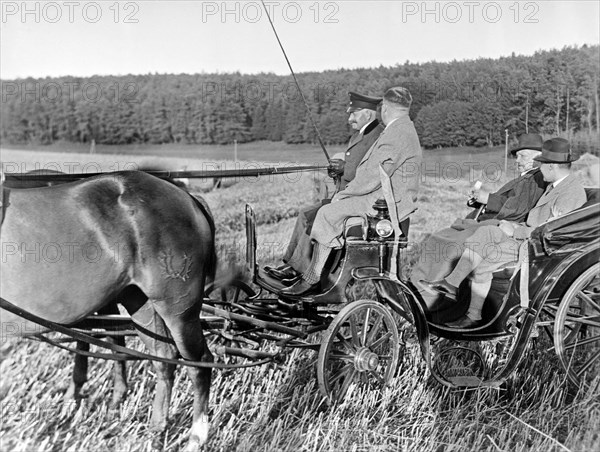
[189,193,217,286]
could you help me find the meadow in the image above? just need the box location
[0,144,598,452]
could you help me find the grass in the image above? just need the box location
[0,146,598,452]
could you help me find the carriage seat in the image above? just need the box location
[491,188,599,281]
[582,187,600,208]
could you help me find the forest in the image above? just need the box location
[1,45,598,151]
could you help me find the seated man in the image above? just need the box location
[422,138,587,328]
[410,133,547,305]
[266,91,384,282]
[282,86,422,296]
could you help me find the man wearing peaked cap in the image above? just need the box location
[346,91,382,113]
[283,86,423,296]
[264,90,384,282]
[422,137,587,328]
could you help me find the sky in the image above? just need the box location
[1,0,599,79]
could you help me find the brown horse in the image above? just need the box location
[1,171,216,451]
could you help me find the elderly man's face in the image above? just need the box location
[348,109,372,131]
[516,149,541,173]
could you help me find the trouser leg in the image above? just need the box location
[283,215,306,263]
[285,230,313,274]
[302,242,332,284]
[445,250,484,288]
[466,279,492,321]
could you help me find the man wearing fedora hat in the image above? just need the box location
[411,133,547,306]
[422,137,587,328]
[265,91,384,282]
[282,86,422,296]
[466,133,547,222]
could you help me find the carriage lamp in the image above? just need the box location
[367,198,395,276]
[367,199,395,241]
[375,219,394,238]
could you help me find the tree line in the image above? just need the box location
[1,45,598,151]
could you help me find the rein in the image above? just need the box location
[0,296,280,370]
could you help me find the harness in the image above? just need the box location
[0,295,280,370]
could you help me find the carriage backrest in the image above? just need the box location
[582,187,600,208]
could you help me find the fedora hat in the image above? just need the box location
[534,137,579,163]
[347,92,382,113]
[510,133,543,155]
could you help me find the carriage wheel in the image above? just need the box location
[553,262,600,390]
[317,299,400,403]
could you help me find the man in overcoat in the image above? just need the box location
[266,92,384,280]
[422,138,587,328]
[411,133,547,304]
[283,86,422,295]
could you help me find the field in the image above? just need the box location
[0,144,598,452]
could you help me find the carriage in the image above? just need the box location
[227,186,600,400]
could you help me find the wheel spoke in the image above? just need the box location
[564,315,600,329]
[575,349,600,377]
[329,351,355,362]
[369,331,393,350]
[579,291,600,313]
[564,334,600,350]
[366,314,384,345]
[362,308,372,346]
[329,365,353,386]
[349,315,361,347]
[337,369,358,401]
[335,332,355,353]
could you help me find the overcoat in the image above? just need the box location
[311,116,422,248]
[468,168,546,222]
[283,119,384,272]
[338,119,385,191]
[456,174,588,283]
[411,168,547,291]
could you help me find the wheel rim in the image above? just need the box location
[317,300,400,403]
[554,262,600,390]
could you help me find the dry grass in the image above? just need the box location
[1,148,598,452]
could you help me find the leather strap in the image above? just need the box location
[0,296,277,369]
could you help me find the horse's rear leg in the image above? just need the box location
[152,301,213,452]
[110,335,128,408]
[65,341,90,401]
[130,303,177,450]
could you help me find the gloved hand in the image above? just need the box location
[327,159,345,178]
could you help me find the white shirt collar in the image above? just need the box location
[385,117,399,129]
[359,119,376,135]
[552,174,569,188]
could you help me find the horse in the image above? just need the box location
[1,170,216,451]
[2,168,128,407]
